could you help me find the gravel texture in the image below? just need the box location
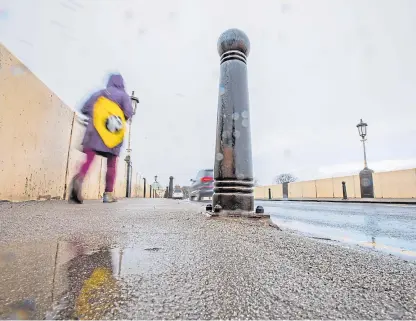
[1,199,416,319]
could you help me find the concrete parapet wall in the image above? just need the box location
[0,43,146,202]
[255,169,416,200]
[0,44,73,201]
[288,182,303,198]
[373,169,416,199]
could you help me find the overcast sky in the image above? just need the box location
[1,0,416,187]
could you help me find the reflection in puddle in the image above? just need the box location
[7,299,36,320]
[46,240,164,319]
[271,217,416,261]
[0,237,167,319]
[48,243,119,320]
[110,246,164,277]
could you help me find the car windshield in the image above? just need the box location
[174,189,182,193]
[204,170,213,177]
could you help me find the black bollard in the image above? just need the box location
[125,155,132,198]
[213,28,254,214]
[168,176,174,199]
[342,181,347,200]
[268,188,272,200]
[149,185,152,198]
[143,178,146,198]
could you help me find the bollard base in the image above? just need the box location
[205,208,270,219]
[213,193,254,212]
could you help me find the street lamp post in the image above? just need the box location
[356,119,368,169]
[153,175,161,198]
[356,119,374,198]
[125,91,139,198]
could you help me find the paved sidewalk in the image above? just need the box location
[1,199,416,319]
[258,197,416,204]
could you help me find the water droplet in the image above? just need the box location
[11,66,26,76]
[222,131,231,139]
[216,153,224,161]
[281,3,291,14]
[233,130,241,138]
[242,111,249,118]
[232,113,240,120]
[0,9,9,20]
[219,85,225,95]
[242,119,249,127]
[125,10,134,19]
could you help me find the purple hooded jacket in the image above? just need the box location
[81,74,133,157]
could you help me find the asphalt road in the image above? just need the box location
[1,199,416,319]
[260,200,416,260]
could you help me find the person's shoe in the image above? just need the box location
[69,175,83,204]
[103,192,117,203]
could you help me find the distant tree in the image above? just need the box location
[274,173,297,184]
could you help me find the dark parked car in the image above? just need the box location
[189,169,214,201]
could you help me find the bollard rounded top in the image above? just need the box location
[217,28,250,57]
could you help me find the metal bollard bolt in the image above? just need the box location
[206,204,213,212]
[214,204,222,213]
[255,206,264,214]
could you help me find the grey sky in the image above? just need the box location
[1,0,416,187]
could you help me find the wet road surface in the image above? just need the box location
[1,199,416,319]
[261,201,416,260]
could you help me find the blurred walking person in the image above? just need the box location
[70,74,133,204]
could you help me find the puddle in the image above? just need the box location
[271,217,416,261]
[0,240,168,319]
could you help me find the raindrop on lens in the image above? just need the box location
[219,85,225,96]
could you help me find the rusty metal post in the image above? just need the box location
[213,28,254,214]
